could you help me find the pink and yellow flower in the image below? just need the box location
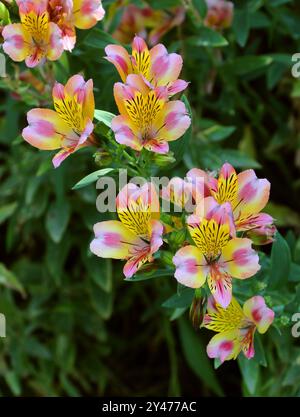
[188,163,275,243]
[2,0,64,67]
[208,163,275,241]
[111,3,185,47]
[90,183,164,278]
[105,35,188,96]
[173,204,260,307]
[203,295,274,362]
[22,74,95,167]
[48,0,105,51]
[204,0,234,30]
[112,74,191,154]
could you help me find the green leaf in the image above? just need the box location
[0,263,25,296]
[0,202,17,225]
[188,28,228,47]
[89,281,113,320]
[269,232,291,289]
[94,110,116,128]
[253,334,267,367]
[202,124,236,142]
[162,287,194,309]
[238,354,260,395]
[288,263,300,282]
[83,28,119,49]
[228,55,273,76]
[72,168,114,190]
[126,267,174,282]
[46,200,71,243]
[178,319,223,396]
[233,8,250,47]
[192,0,207,18]
[86,257,113,293]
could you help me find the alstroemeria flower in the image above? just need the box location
[207,163,275,242]
[105,35,188,96]
[112,4,185,48]
[48,0,105,51]
[3,0,64,67]
[22,74,95,168]
[112,74,191,154]
[204,0,234,30]
[173,207,260,307]
[161,177,194,212]
[90,183,164,278]
[203,296,274,362]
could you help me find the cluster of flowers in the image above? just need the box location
[2,2,275,363]
[2,0,104,67]
[21,35,191,166]
[90,163,276,362]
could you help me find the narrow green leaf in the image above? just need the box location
[94,110,116,128]
[238,355,260,395]
[0,263,25,296]
[0,202,17,225]
[269,232,291,289]
[178,319,223,396]
[72,168,114,190]
[188,28,228,47]
[162,288,194,309]
[45,200,70,243]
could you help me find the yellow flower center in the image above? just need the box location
[54,95,85,134]
[118,199,152,239]
[22,11,50,46]
[189,219,230,261]
[213,171,238,205]
[205,297,245,333]
[131,48,151,80]
[125,91,164,140]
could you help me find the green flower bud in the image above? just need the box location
[94,150,112,167]
[152,151,176,167]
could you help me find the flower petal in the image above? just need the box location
[243,296,275,334]
[2,23,29,62]
[156,100,191,142]
[47,22,64,61]
[22,108,75,150]
[149,44,183,86]
[173,245,208,288]
[207,270,232,308]
[207,330,241,363]
[73,0,105,29]
[111,115,142,151]
[90,220,145,260]
[235,169,270,221]
[221,238,260,279]
[105,44,132,82]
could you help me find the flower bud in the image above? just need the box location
[204,0,234,30]
[152,151,176,167]
[94,150,112,167]
[247,224,277,246]
[189,290,207,329]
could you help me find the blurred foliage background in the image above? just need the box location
[0,0,300,397]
